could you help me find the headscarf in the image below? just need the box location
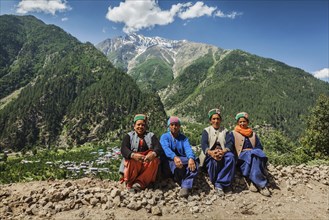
[235,112,249,122]
[134,114,147,123]
[208,108,221,120]
[167,116,181,126]
[234,112,252,137]
[167,116,181,133]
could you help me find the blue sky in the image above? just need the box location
[1,0,328,81]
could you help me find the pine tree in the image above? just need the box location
[301,94,329,159]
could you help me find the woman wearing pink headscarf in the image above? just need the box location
[160,116,198,198]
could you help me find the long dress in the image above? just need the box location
[201,128,236,189]
[227,132,268,188]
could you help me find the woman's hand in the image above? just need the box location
[131,153,145,162]
[174,156,183,169]
[188,158,196,171]
[143,151,157,163]
[208,149,222,161]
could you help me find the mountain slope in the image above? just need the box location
[164,49,329,136]
[96,34,222,91]
[97,34,329,137]
[0,15,166,151]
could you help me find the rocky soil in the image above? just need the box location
[1,164,328,220]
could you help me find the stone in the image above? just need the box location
[110,189,120,198]
[100,195,108,203]
[90,198,99,206]
[65,182,73,188]
[81,199,90,206]
[54,204,62,213]
[145,192,152,199]
[62,188,71,198]
[44,202,54,209]
[127,201,142,211]
[39,198,49,206]
[113,196,121,207]
[306,184,313,189]
[141,198,147,206]
[50,193,63,202]
[38,209,47,217]
[151,206,162,216]
[148,198,156,205]
[24,197,33,204]
[84,194,93,201]
[145,204,152,213]
[5,206,12,213]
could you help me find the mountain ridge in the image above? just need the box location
[0,15,167,151]
[97,34,329,137]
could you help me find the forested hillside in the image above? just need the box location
[0,15,167,151]
[98,34,329,138]
[162,50,329,137]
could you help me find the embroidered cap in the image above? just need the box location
[235,112,249,121]
[134,114,147,123]
[208,108,221,119]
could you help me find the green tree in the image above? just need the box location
[3,153,8,162]
[301,94,329,159]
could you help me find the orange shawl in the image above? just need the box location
[234,125,253,137]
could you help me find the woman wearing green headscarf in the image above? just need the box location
[119,114,162,192]
[227,112,271,196]
[200,109,235,195]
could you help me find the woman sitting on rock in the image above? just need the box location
[200,108,236,195]
[160,116,198,198]
[227,112,271,196]
[119,114,162,191]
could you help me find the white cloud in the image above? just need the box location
[215,10,242,19]
[313,68,329,81]
[61,17,68,22]
[178,1,216,19]
[106,0,242,33]
[106,0,182,33]
[16,0,71,15]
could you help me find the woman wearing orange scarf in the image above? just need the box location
[227,112,271,196]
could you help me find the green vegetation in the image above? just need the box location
[0,142,122,184]
[165,50,329,138]
[1,93,328,184]
[0,15,167,151]
[130,58,173,91]
[0,15,328,185]
[179,94,329,166]
[261,92,329,166]
[260,130,310,166]
[301,94,329,160]
[165,53,214,109]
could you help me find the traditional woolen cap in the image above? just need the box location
[208,108,221,119]
[167,116,181,126]
[133,114,147,123]
[235,112,249,121]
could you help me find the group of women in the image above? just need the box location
[119,109,271,198]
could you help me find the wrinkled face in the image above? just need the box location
[210,114,221,129]
[238,117,249,129]
[169,123,180,136]
[134,120,146,136]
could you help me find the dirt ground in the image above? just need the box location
[1,175,328,220]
